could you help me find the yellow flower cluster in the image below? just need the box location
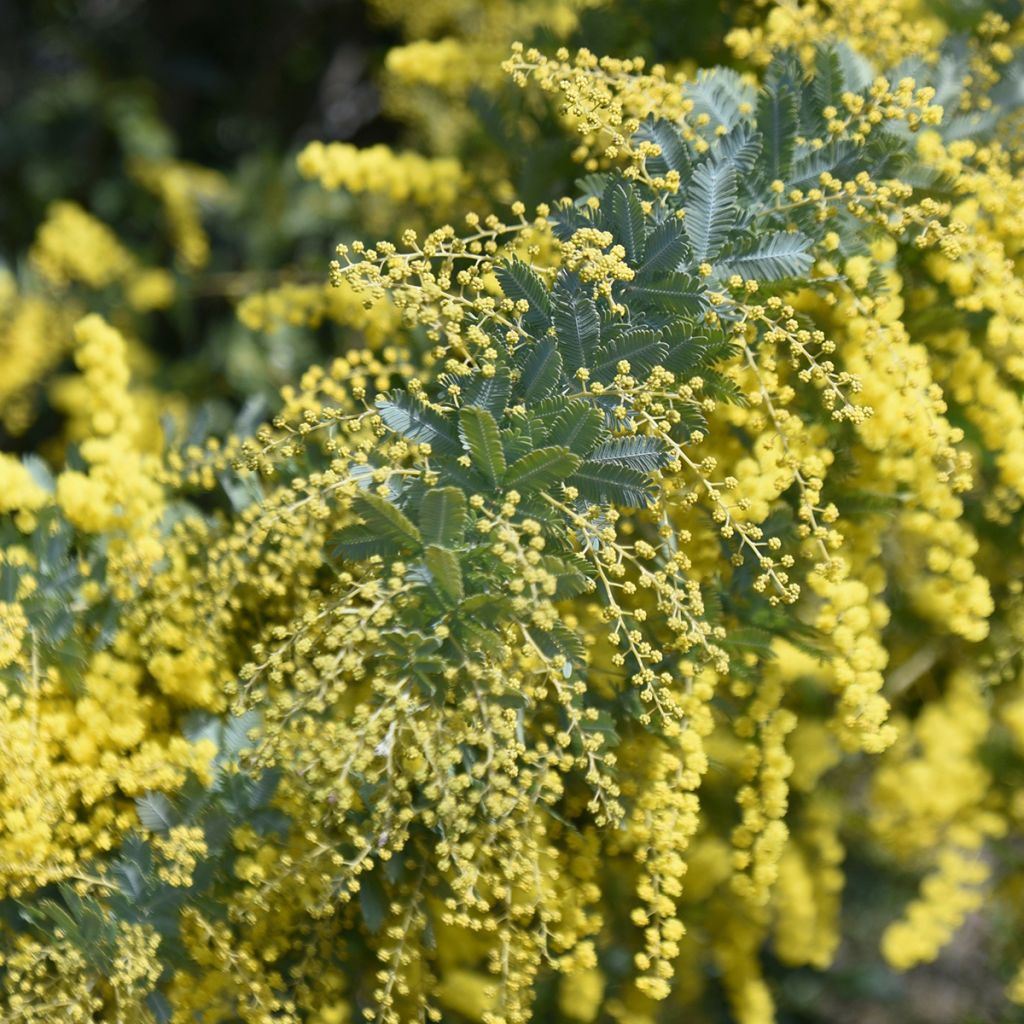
[372,0,605,155]
[0,455,48,528]
[0,272,76,435]
[873,668,1006,970]
[0,920,162,1023]
[0,634,217,898]
[0,602,27,670]
[153,823,209,886]
[29,200,134,290]
[727,0,946,68]
[54,315,165,583]
[297,141,465,208]
[130,157,228,270]
[236,278,402,346]
[730,676,797,906]
[505,45,692,170]
[8,1,1024,1020]
[772,795,844,969]
[3,190,179,439]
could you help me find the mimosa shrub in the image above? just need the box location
[3,4,1024,1022]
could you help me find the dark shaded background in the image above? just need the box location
[0,0,401,252]
[0,0,745,253]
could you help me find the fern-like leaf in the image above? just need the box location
[419,487,468,548]
[757,83,798,182]
[813,45,845,113]
[353,492,422,550]
[685,67,757,131]
[136,793,177,833]
[425,545,464,603]
[461,365,511,414]
[546,401,606,456]
[587,436,666,472]
[717,231,813,282]
[634,116,692,179]
[684,160,738,262]
[637,219,689,277]
[606,180,646,263]
[330,524,399,561]
[568,462,653,507]
[376,391,460,455]
[517,339,563,400]
[532,620,586,666]
[634,116,692,180]
[539,554,593,599]
[459,406,506,485]
[627,273,707,316]
[504,447,581,492]
[497,257,552,332]
[551,289,600,373]
[716,122,763,176]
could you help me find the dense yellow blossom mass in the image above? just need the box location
[3,1,1024,1022]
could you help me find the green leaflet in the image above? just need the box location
[425,544,464,603]
[147,993,174,1024]
[456,618,509,661]
[592,327,668,379]
[497,257,551,332]
[715,122,763,176]
[531,619,586,666]
[576,171,614,198]
[460,591,514,621]
[834,41,873,93]
[634,116,692,179]
[568,461,653,508]
[330,523,399,561]
[353,492,422,550]
[135,792,177,832]
[500,426,535,462]
[359,872,388,934]
[637,219,689,277]
[461,365,511,414]
[813,45,845,114]
[684,158,738,262]
[504,446,581,492]
[419,487,468,548]
[551,288,600,372]
[716,231,813,282]
[545,401,606,456]
[626,273,706,316]
[661,328,715,376]
[789,137,859,188]
[26,888,118,964]
[376,391,460,455]
[539,554,593,600]
[517,338,563,400]
[587,436,666,472]
[722,626,777,660]
[459,406,506,485]
[757,81,798,182]
[684,66,757,132]
[606,180,646,263]
[520,395,583,447]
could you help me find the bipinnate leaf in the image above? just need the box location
[419,487,468,549]
[684,159,739,262]
[353,492,422,550]
[459,406,506,486]
[504,447,582,492]
[425,544,464,603]
[376,391,460,455]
